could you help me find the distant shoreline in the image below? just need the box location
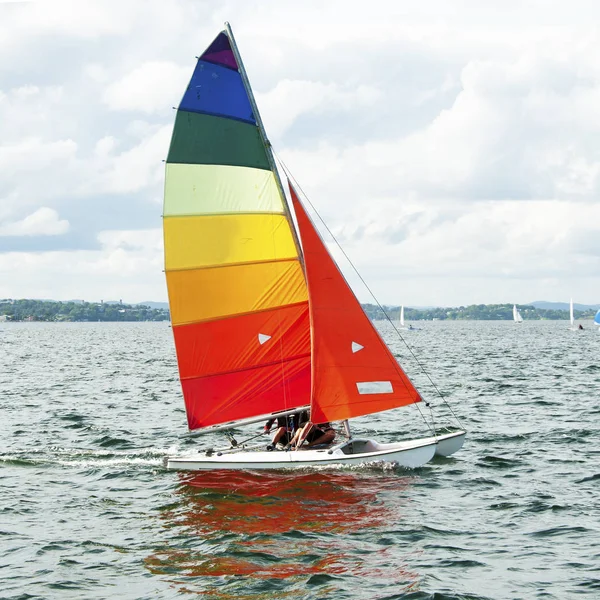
[0,299,169,323]
[1,299,597,323]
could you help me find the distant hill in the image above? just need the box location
[529,301,600,311]
[136,301,169,310]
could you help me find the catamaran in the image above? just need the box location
[162,25,465,471]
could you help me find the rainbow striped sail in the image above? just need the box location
[164,28,310,430]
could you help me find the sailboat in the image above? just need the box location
[513,304,523,323]
[568,298,578,331]
[399,305,419,331]
[594,309,600,330]
[163,25,465,471]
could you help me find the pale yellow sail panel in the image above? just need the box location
[164,164,285,216]
[167,259,308,326]
[164,214,298,271]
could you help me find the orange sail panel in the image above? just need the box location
[289,183,422,424]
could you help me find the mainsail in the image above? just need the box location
[289,183,422,424]
[164,31,310,430]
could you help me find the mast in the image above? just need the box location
[224,23,305,267]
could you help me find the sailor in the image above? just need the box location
[264,411,308,450]
[289,416,335,449]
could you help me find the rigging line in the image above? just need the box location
[276,154,464,431]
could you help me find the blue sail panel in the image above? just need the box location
[179,60,255,124]
[594,309,600,325]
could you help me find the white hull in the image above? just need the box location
[434,430,466,456]
[165,430,466,471]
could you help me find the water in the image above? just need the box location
[1,321,599,599]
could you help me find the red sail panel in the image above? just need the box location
[173,302,310,380]
[182,356,311,429]
[289,183,422,424]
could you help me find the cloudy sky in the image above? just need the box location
[1,0,599,306]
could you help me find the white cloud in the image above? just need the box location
[0,228,164,302]
[1,0,600,304]
[0,137,77,173]
[103,61,191,114]
[0,207,70,237]
[84,125,170,194]
[257,80,381,139]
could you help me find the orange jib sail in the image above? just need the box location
[164,31,310,430]
[289,183,422,424]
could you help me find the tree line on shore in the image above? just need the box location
[1,299,596,322]
[362,303,597,321]
[0,299,169,322]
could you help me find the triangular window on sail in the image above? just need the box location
[258,333,272,345]
[351,341,364,353]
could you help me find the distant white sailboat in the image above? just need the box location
[569,298,578,331]
[398,305,419,331]
[513,304,523,324]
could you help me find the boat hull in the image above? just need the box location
[165,435,449,471]
[433,430,466,456]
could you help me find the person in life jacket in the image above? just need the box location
[288,413,335,449]
[264,410,309,450]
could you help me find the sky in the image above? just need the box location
[1,0,599,307]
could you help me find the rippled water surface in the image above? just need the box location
[1,321,599,599]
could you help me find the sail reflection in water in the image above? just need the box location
[145,471,421,596]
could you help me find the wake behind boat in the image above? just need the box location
[162,25,465,471]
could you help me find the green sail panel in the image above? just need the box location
[166,110,269,169]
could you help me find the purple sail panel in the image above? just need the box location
[201,32,238,71]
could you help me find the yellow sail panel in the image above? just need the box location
[164,214,298,271]
[167,259,307,326]
[164,164,284,216]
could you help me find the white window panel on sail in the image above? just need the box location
[258,333,272,345]
[351,341,364,353]
[164,164,284,216]
[356,381,393,395]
